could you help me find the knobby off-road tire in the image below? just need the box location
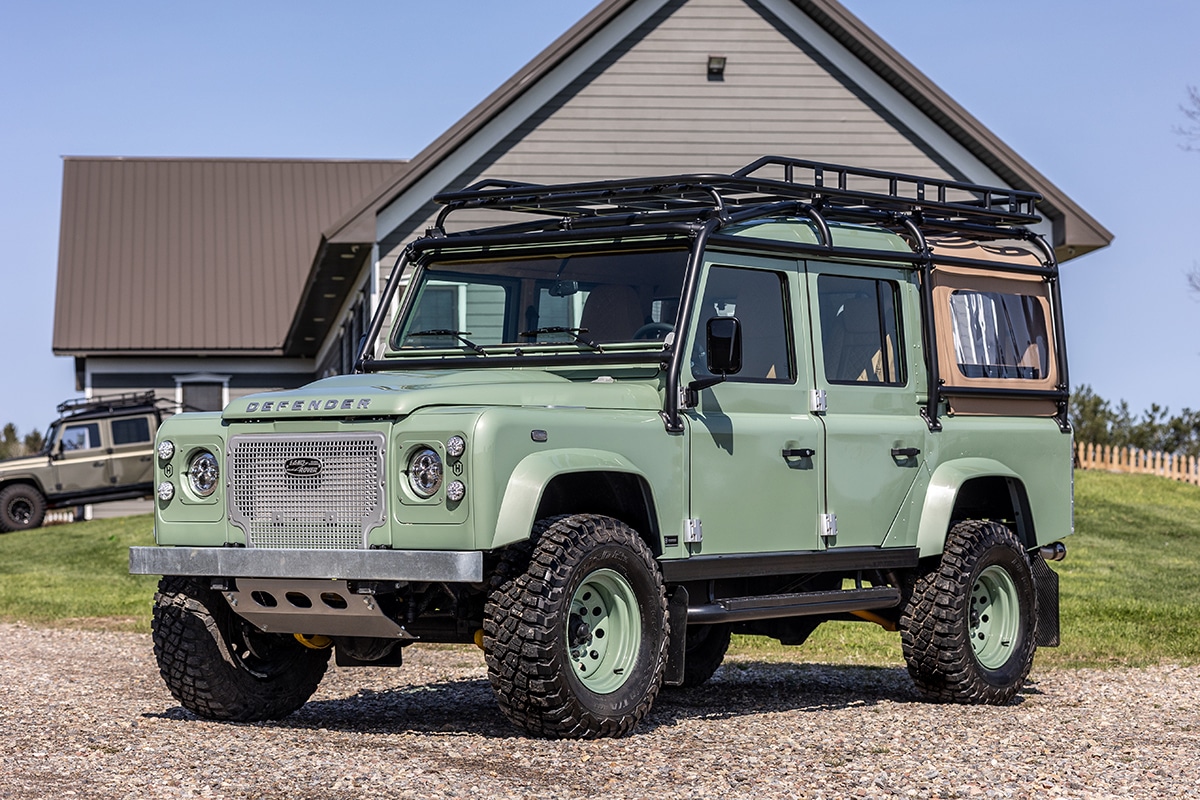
[900,520,1037,704]
[483,514,669,738]
[678,623,731,688]
[0,484,46,532]
[152,575,330,721]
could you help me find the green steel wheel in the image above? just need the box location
[567,568,642,695]
[971,564,1021,670]
[484,514,669,739]
[901,520,1037,704]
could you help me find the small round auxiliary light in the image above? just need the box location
[157,482,175,501]
[445,435,466,458]
[157,440,175,461]
[446,480,466,502]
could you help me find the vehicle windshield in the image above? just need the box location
[40,422,60,455]
[389,250,688,354]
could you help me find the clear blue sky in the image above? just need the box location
[1,0,1197,437]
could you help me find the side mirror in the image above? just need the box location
[706,316,743,376]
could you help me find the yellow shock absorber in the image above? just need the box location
[294,633,333,650]
[474,629,486,650]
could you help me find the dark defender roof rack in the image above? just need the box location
[57,391,159,417]
[430,156,1042,236]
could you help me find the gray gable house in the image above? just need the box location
[53,0,1110,409]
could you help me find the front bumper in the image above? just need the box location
[129,546,483,583]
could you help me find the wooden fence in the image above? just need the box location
[1075,442,1200,487]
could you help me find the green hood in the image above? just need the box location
[222,370,662,421]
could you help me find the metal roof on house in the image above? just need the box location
[53,157,407,356]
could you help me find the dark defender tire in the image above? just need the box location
[0,484,46,532]
[678,623,731,688]
[152,575,330,721]
[900,520,1037,704]
[483,514,669,738]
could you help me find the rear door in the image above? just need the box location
[806,262,928,547]
[109,414,156,488]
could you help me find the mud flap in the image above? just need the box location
[663,585,689,686]
[1031,556,1060,647]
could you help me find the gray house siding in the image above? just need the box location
[378,0,953,260]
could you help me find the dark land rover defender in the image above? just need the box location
[0,392,161,532]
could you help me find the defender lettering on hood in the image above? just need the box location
[244,398,372,413]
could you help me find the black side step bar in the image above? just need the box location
[688,586,901,625]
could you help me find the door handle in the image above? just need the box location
[890,447,920,458]
[782,448,816,459]
[92,460,106,468]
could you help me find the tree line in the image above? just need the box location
[0,423,45,460]
[1070,385,1200,460]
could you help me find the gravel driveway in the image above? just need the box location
[3,622,1197,799]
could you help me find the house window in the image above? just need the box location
[182,383,224,412]
[174,373,231,413]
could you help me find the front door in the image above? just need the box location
[807,262,928,547]
[687,256,822,554]
[53,420,111,493]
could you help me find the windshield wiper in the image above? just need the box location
[406,329,487,354]
[520,326,603,352]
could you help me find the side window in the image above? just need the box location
[112,417,152,446]
[818,275,904,385]
[948,290,1047,380]
[61,423,101,452]
[696,266,792,382]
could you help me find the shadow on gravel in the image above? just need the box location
[142,660,1018,738]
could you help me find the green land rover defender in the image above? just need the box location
[132,158,1072,738]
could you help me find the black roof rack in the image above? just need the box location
[56,391,159,416]
[431,156,1042,234]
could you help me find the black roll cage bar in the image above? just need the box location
[356,156,1068,434]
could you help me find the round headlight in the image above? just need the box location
[408,447,443,498]
[446,435,466,458]
[157,440,175,461]
[187,451,220,497]
[157,482,175,501]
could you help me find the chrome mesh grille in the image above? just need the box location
[228,432,386,549]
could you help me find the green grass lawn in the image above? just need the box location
[0,514,158,631]
[2,470,1199,667]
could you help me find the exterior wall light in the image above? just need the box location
[707,55,726,78]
